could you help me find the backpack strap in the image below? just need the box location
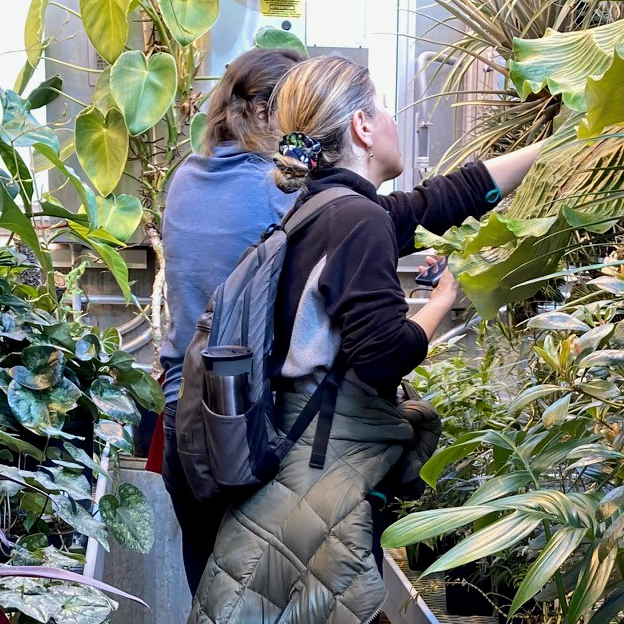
[282,187,359,237]
[284,352,348,469]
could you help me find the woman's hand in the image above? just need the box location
[409,266,459,341]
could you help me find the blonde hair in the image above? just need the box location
[203,48,304,156]
[271,57,376,193]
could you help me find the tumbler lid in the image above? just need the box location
[201,346,253,376]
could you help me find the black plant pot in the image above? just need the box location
[132,405,158,458]
[407,542,438,571]
[495,583,540,624]
[445,562,494,616]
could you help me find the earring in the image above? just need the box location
[368,149,374,158]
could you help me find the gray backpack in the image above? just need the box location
[176,188,357,503]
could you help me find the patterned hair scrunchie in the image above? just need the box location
[276,132,322,170]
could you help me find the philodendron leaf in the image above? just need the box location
[114,367,165,414]
[190,111,207,154]
[76,106,128,196]
[159,0,219,47]
[26,74,62,109]
[51,494,110,551]
[579,49,624,139]
[509,526,587,616]
[10,345,65,390]
[0,429,45,461]
[510,20,624,112]
[99,483,155,553]
[110,51,177,136]
[95,419,133,453]
[381,505,494,548]
[75,333,101,361]
[254,26,308,56]
[79,0,130,64]
[63,442,108,478]
[96,194,142,243]
[93,66,118,112]
[90,379,140,425]
[32,128,74,173]
[24,0,49,67]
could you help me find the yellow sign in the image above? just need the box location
[260,0,303,18]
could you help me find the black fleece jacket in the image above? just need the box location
[272,163,499,399]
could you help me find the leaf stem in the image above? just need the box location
[45,57,101,74]
[48,87,88,108]
[48,1,81,18]
[195,76,221,81]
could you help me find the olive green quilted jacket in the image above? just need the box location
[188,392,414,624]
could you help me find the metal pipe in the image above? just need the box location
[118,306,151,335]
[83,445,109,579]
[121,327,153,353]
[81,295,151,305]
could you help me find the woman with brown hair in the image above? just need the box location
[159,47,304,596]
[189,55,541,624]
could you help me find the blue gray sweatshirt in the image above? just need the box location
[160,143,295,404]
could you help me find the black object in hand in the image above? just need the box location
[414,257,448,287]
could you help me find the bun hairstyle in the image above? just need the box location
[203,48,304,156]
[271,56,377,193]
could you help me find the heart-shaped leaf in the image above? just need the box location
[159,0,219,47]
[32,129,74,173]
[51,494,110,551]
[110,51,177,136]
[8,377,82,436]
[254,26,307,56]
[25,0,49,68]
[99,483,155,553]
[190,111,207,154]
[76,106,128,196]
[75,333,101,361]
[114,367,165,414]
[93,66,118,112]
[26,74,62,109]
[79,0,131,64]
[90,379,140,425]
[95,419,133,453]
[96,194,141,242]
[9,346,65,390]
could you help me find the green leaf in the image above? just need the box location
[114,367,165,414]
[577,379,620,400]
[0,183,54,293]
[95,419,133,453]
[63,442,108,478]
[75,333,100,361]
[527,312,590,332]
[99,482,155,553]
[567,547,617,624]
[423,511,543,576]
[159,0,219,47]
[1,89,59,151]
[32,129,74,174]
[466,472,533,506]
[76,106,128,196]
[588,586,624,624]
[0,429,45,461]
[542,394,572,428]
[578,349,624,369]
[79,0,131,64]
[14,59,36,95]
[509,526,586,616]
[24,0,49,68]
[254,26,308,56]
[110,51,177,136]
[587,276,624,295]
[10,345,65,390]
[67,222,131,300]
[596,486,624,522]
[33,143,98,229]
[510,21,624,112]
[96,194,141,243]
[579,50,624,139]
[419,432,483,488]
[90,378,140,425]
[381,505,494,548]
[93,66,118,112]
[26,75,62,111]
[190,111,207,154]
[507,384,562,415]
[601,511,624,550]
[576,323,615,355]
[51,494,110,551]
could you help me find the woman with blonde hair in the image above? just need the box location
[189,56,541,624]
